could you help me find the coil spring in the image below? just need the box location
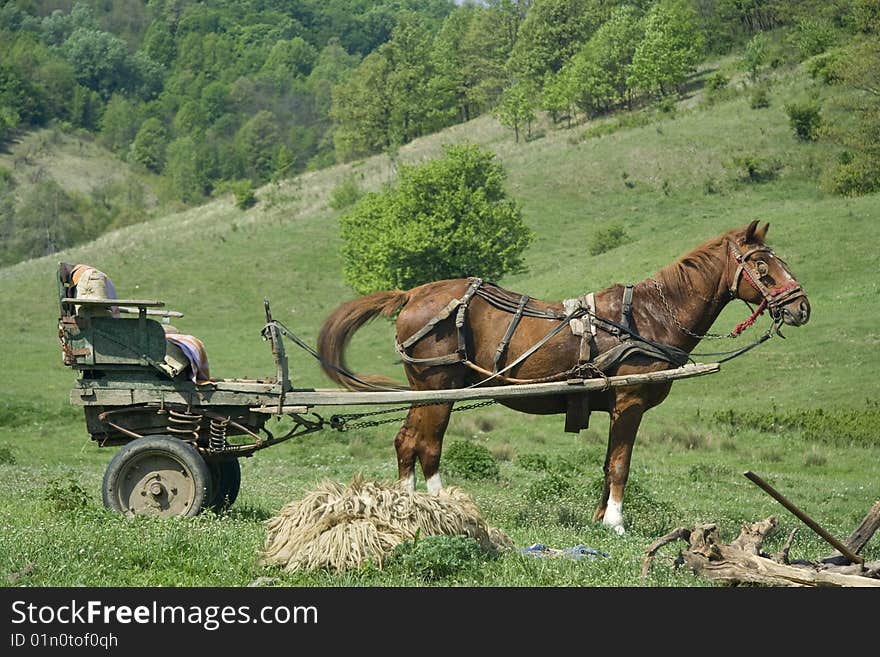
[166,408,201,440]
[209,417,230,452]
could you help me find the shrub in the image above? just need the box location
[706,72,728,91]
[825,152,880,196]
[516,453,550,472]
[443,441,500,480]
[730,154,783,183]
[387,534,487,581]
[328,175,362,210]
[43,478,90,512]
[230,180,256,209]
[785,102,822,141]
[788,18,837,59]
[749,85,770,109]
[589,224,628,255]
[526,472,572,502]
[340,144,532,294]
[712,402,880,447]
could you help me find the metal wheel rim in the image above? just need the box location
[114,448,200,517]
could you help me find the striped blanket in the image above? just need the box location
[164,333,212,384]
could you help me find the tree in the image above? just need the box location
[822,39,880,195]
[165,136,206,203]
[331,50,393,161]
[340,144,533,294]
[567,5,645,115]
[60,27,131,99]
[494,80,536,143]
[130,117,167,173]
[629,0,705,99]
[384,13,437,145]
[235,110,281,183]
[507,0,608,85]
[100,95,139,154]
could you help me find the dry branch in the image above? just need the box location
[642,508,880,587]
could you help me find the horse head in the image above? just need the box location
[727,220,811,329]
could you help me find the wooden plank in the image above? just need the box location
[259,363,720,410]
[71,363,719,411]
[116,306,184,318]
[62,298,165,307]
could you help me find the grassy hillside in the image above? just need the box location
[1,61,878,587]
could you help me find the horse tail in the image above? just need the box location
[317,289,411,391]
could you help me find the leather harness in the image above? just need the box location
[394,278,689,432]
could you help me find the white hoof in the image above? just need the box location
[426,473,443,495]
[603,498,625,535]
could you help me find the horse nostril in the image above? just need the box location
[800,300,810,321]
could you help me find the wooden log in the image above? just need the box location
[642,517,880,587]
[843,500,880,554]
[744,471,863,565]
[821,500,880,565]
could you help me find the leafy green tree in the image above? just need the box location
[432,5,515,123]
[384,13,437,145]
[494,80,536,143]
[142,19,177,68]
[507,0,608,84]
[165,136,206,203]
[235,110,281,182]
[13,179,89,260]
[262,37,318,82]
[99,94,140,154]
[130,117,167,173]
[60,27,131,98]
[568,5,645,115]
[744,32,769,83]
[822,39,880,195]
[307,38,360,117]
[629,0,705,99]
[541,69,576,126]
[331,50,393,161]
[340,144,533,294]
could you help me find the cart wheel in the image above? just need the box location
[102,435,211,518]
[205,458,241,512]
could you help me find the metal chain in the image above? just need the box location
[650,279,733,340]
[329,399,497,432]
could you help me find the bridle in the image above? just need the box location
[726,239,806,334]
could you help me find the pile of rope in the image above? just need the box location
[259,474,514,573]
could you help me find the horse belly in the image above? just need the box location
[497,391,610,415]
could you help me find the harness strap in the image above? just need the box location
[398,298,461,350]
[456,278,483,357]
[619,284,635,339]
[396,277,482,367]
[493,294,529,373]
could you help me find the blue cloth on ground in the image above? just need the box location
[519,544,610,560]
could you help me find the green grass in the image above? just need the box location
[1,62,878,587]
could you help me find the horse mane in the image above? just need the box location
[653,226,760,302]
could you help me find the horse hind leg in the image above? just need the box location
[394,402,454,495]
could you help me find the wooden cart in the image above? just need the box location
[57,265,719,518]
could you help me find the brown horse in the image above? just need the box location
[317,221,810,534]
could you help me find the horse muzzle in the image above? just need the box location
[778,297,810,326]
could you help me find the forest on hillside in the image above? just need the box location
[0,0,878,266]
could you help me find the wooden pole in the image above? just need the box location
[744,471,864,565]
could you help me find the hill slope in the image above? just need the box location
[4,63,877,412]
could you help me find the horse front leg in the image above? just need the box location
[592,402,644,535]
[393,402,453,495]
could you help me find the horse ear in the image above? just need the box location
[744,219,760,243]
[756,222,769,242]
